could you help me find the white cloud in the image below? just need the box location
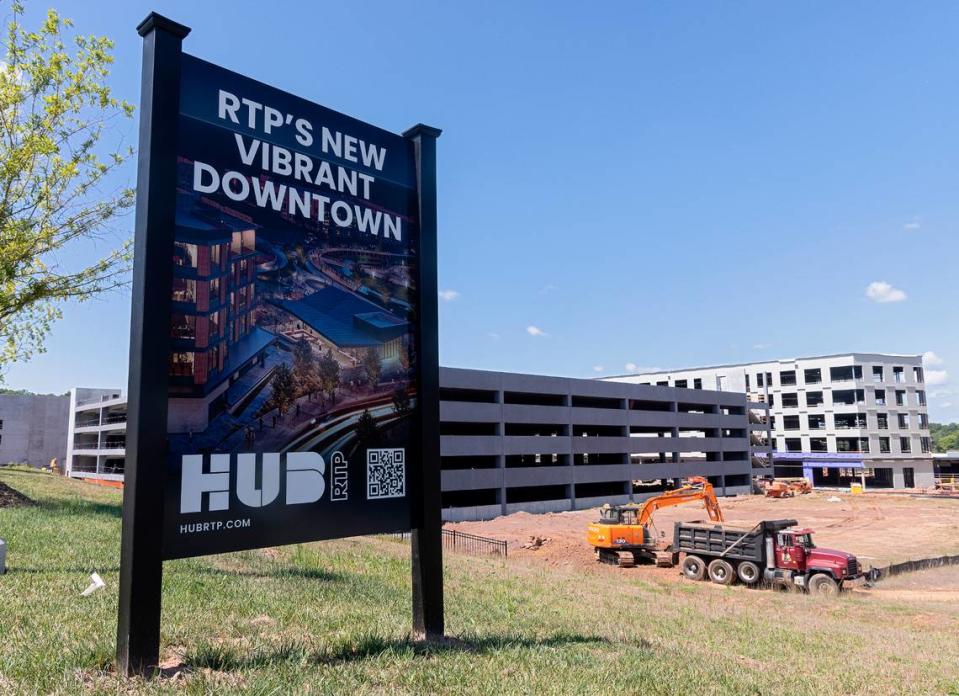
[865,281,907,303]
[903,221,920,231]
[753,343,770,350]
[592,365,605,373]
[438,289,460,302]
[487,332,501,341]
[526,325,548,337]
[941,401,953,408]
[922,351,944,366]
[926,369,949,386]
[625,362,638,373]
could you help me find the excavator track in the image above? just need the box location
[598,549,636,568]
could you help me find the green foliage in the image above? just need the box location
[355,408,380,447]
[318,348,340,402]
[291,338,319,396]
[0,1,134,378]
[362,347,381,387]
[268,362,296,415]
[930,422,959,453]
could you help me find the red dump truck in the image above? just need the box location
[673,518,865,595]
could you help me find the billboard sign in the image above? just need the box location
[162,55,422,559]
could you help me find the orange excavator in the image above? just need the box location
[586,477,724,567]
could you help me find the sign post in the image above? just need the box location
[118,12,443,676]
[117,14,189,677]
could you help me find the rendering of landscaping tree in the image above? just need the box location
[0,2,134,378]
[269,362,296,416]
[392,385,410,415]
[318,348,340,404]
[355,408,380,448]
[292,338,319,398]
[362,347,381,387]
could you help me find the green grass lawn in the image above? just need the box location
[2,467,958,695]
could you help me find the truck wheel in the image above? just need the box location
[808,574,839,597]
[737,561,761,585]
[708,559,735,586]
[681,555,706,581]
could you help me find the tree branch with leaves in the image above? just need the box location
[0,1,134,377]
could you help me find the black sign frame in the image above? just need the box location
[117,13,443,676]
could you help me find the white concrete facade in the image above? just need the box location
[605,353,934,489]
[65,388,127,481]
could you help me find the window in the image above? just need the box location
[170,314,196,340]
[808,414,826,430]
[783,415,801,430]
[879,437,890,453]
[756,373,764,387]
[919,413,928,429]
[693,378,702,390]
[780,370,797,386]
[874,389,886,406]
[830,365,862,382]
[810,437,828,452]
[893,366,904,383]
[210,277,222,303]
[806,391,824,407]
[781,393,799,408]
[872,366,883,383]
[914,366,924,383]
[766,372,773,387]
[674,379,688,389]
[0,419,3,429]
[897,413,909,429]
[895,390,906,406]
[917,390,926,407]
[785,438,802,452]
[173,241,198,267]
[877,413,888,430]
[921,437,931,453]
[171,277,196,303]
[804,368,822,384]
[835,413,866,429]
[169,351,195,377]
[744,374,750,391]
[900,437,912,453]
[211,244,222,266]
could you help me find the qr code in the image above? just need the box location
[367,448,405,499]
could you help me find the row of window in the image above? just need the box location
[778,435,931,454]
[773,411,928,431]
[750,364,923,390]
[769,387,926,409]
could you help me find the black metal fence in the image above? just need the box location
[389,529,508,558]
[442,529,507,558]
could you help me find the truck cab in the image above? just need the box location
[771,527,862,593]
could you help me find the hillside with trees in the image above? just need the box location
[930,422,959,452]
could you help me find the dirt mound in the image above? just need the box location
[0,482,36,508]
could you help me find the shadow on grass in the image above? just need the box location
[184,631,631,671]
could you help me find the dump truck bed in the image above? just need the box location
[673,519,797,563]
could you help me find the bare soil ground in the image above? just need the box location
[446,491,959,579]
[867,565,959,603]
[0,480,36,507]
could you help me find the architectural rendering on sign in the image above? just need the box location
[161,54,423,559]
[605,353,934,489]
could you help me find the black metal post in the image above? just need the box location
[403,124,444,640]
[117,12,190,677]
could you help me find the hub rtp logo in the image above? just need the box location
[180,452,330,513]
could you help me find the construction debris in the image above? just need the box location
[520,536,549,550]
[80,572,106,597]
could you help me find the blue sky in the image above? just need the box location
[4,1,958,423]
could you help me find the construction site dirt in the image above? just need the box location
[446,491,959,593]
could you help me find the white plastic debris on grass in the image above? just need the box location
[80,572,106,597]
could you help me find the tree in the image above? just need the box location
[361,347,381,387]
[0,3,135,377]
[392,385,410,415]
[292,338,319,396]
[269,363,296,416]
[931,422,959,453]
[355,408,380,448]
[318,348,340,403]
